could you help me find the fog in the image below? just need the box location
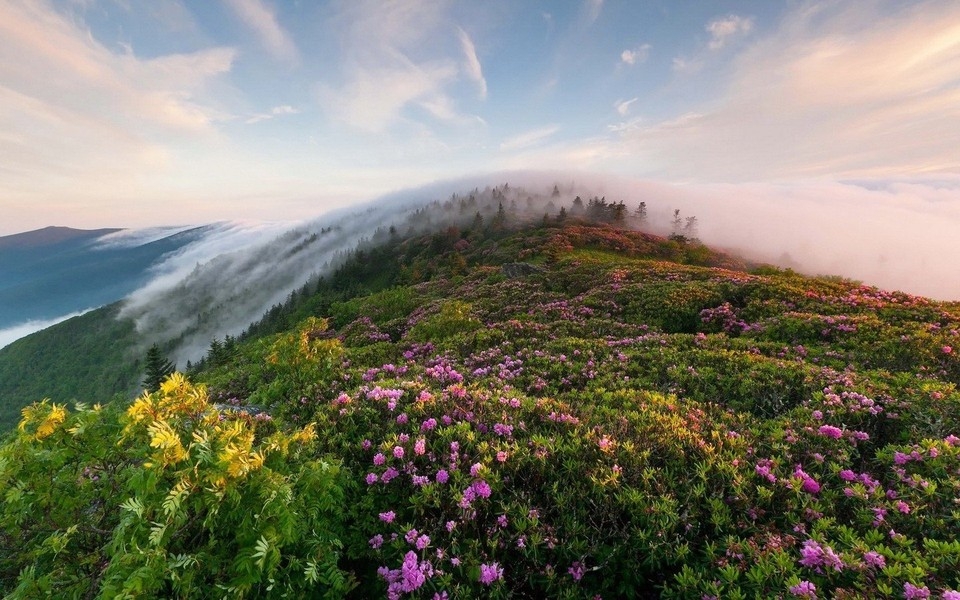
[0,310,93,350]
[111,170,959,364]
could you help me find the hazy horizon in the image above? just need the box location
[2,1,958,234]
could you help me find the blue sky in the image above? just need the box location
[1,0,958,235]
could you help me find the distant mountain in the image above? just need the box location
[0,225,214,335]
[0,226,120,250]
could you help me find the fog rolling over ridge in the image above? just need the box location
[120,178,560,364]
[116,172,960,364]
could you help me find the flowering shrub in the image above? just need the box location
[4,222,960,598]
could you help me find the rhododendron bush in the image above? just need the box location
[3,221,960,598]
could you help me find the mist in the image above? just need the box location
[113,170,959,364]
[0,310,93,350]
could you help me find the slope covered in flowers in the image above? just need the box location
[3,219,960,599]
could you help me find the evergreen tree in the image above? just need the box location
[635,202,647,225]
[572,196,585,215]
[142,344,175,391]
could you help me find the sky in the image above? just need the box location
[1,0,959,236]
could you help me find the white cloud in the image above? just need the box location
[0,0,236,208]
[457,27,487,99]
[614,97,638,116]
[318,1,479,133]
[671,56,701,73]
[620,44,650,65]
[500,125,560,152]
[707,14,754,50]
[612,1,960,181]
[584,0,603,24]
[222,0,298,63]
[244,104,300,124]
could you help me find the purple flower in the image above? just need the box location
[801,477,821,494]
[478,562,503,585]
[421,418,437,431]
[568,561,586,582]
[381,467,399,483]
[470,462,482,477]
[798,539,843,572]
[472,479,492,498]
[380,511,396,523]
[818,425,843,439]
[942,591,960,600]
[435,469,449,484]
[789,580,817,598]
[862,551,885,569]
[904,583,931,600]
[373,453,386,466]
[497,514,508,528]
[405,529,419,544]
[366,473,378,485]
[445,520,456,532]
[839,469,857,482]
[416,534,431,550]
[369,534,384,549]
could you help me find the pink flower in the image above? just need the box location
[373,453,386,466]
[818,425,843,439]
[414,438,427,456]
[380,511,396,523]
[863,551,885,568]
[904,583,931,600]
[789,581,817,598]
[568,561,586,582]
[470,462,482,477]
[478,562,503,585]
[839,469,857,482]
[943,345,953,354]
[472,479,492,498]
[393,446,405,459]
[366,473,378,485]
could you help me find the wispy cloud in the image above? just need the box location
[457,26,487,100]
[318,1,479,133]
[0,0,236,208]
[620,44,650,65]
[706,14,754,50]
[584,0,603,24]
[245,104,300,124]
[222,0,298,63]
[614,1,960,181]
[500,125,560,152]
[614,98,638,116]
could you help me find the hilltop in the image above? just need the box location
[2,196,960,598]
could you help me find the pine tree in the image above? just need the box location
[142,344,176,391]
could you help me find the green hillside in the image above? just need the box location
[0,305,142,430]
[3,214,960,598]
